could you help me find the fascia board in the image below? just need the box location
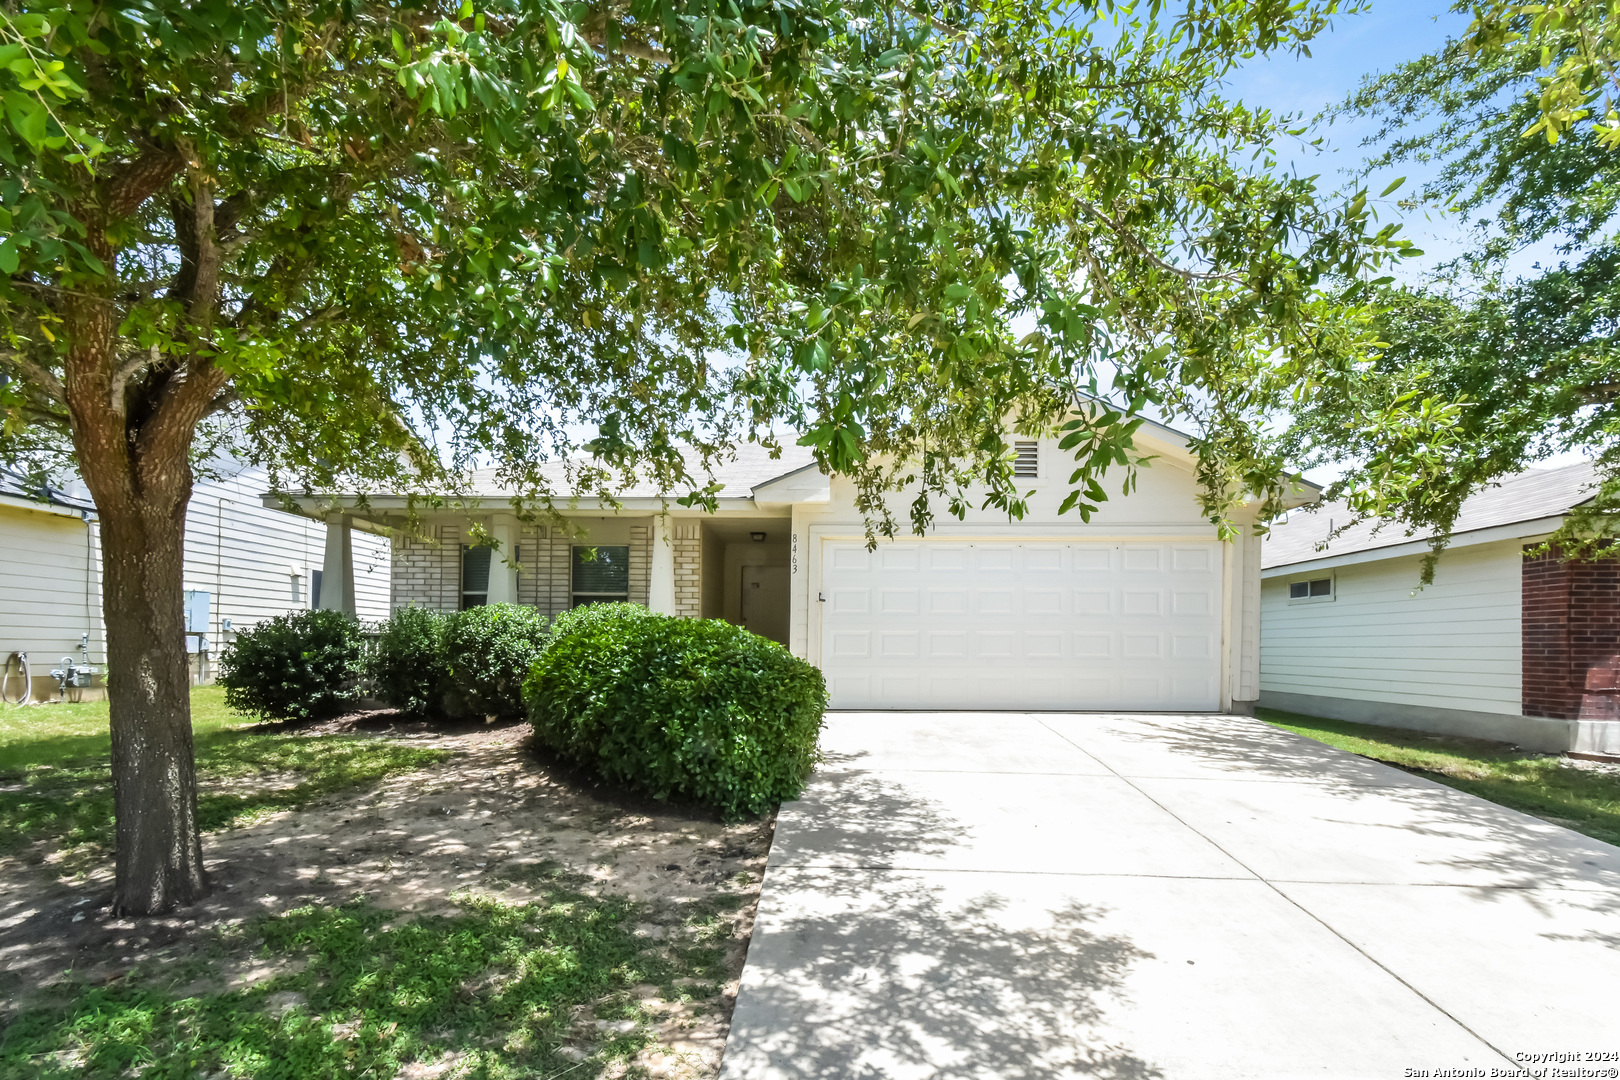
[752,463,830,506]
[262,493,781,520]
[0,493,92,520]
[1259,514,1566,577]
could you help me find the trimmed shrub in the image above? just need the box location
[525,604,827,819]
[219,609,365,722]
[443,603,550,720]
[370,605,449,716]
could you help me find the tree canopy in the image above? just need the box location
[1,0,1405,530]
[0,0,1406,912]
[1282,0,1620,568]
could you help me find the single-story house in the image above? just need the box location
[1,461,390,701]
[274,419,1314,713]
[1259,460,1620,755]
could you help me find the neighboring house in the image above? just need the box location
[1259,461,1619,755]
[1,462,390,701]
[273,420,1312,713]
[1,468,101,702]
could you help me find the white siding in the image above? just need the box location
[1,464,390,691]
[1259,539,1522,715]
[186,465,391,647]
[0,502,103,672]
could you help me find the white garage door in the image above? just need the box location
[820,539,1223,710]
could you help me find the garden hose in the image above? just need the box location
[1,652,31,706]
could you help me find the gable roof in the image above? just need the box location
[464,441,820,500]
[1261,460,1599,571]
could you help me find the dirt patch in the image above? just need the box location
[0,714,774,1079]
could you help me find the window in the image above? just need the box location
[572,545,630,608]
[1013,441,1039,478]
[462,545,491,609]
[309,569,322,608]
[1288,576,1334,603]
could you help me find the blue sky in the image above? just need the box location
[1217,1,1487,277]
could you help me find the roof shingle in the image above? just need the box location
[1261,460,1599,570]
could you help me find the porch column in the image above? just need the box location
[319,513,357,616]
[649,514,676,615]
[487,517,519,605]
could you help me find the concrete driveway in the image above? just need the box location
[719,712,1620,1080]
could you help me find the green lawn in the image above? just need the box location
[0,687,745,1080]
[0,890,734,1080]
[0,684,250,773]
[1258,708,1620,848]
[0,686,448,862]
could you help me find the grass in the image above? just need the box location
[0,685,249,773]
[0,686,448,862]
[1258,708,1620,847]
[0,886,730,1080]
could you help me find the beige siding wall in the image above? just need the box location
[1259,539,1522,715]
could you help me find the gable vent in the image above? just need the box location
[1012,441,1039,478]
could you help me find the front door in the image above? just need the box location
[742,565,790,645]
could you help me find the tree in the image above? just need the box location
[0,0,1403,913]
[1281,0,1620,570]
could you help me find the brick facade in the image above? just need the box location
[629,524,651,607]
[672,522,702,617]
[392,519,661,616]
[1522,546,1620,720]
[391,525,461,611]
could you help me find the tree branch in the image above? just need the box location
[2,350,66,403]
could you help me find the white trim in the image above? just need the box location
[1260,515,1565,577]
[1285,572,1336,604]
[0,494,93,520]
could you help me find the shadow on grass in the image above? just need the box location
[0,731,449,862]
[0,889,686,1080]
[1257,708,1620,849]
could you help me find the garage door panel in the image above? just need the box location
[1122,590,1161,615]
[831,546,871,571]
[822,539,1222,711]
[831,588,869,614]
[1075,589,1112,615]
[1122,546,1162,571]
[1170,544,1216,573]
[881,545,919,570]
[880,588,919,613]
[1025,588,1063,614]
[1172,590,1213,615]
[1073,546,1112,571]
[1025,547,1063,572]
[976,589,1015,614]
[976,547,1015,571]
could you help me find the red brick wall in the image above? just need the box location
[1522,546,1620,720]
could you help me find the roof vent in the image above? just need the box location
[1012,441,1039,478]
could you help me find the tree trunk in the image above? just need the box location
[99,476,208,914]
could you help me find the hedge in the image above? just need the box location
[524,604,826,819]
[218,609,365,722]
[442,603,549,720]
[368,605,448,716]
